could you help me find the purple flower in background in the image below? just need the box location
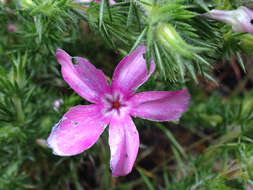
[248,185,253,190]
[53,98,64,112]
[47,46,190,176]
[204,6,253,34]
[8,25,16,32]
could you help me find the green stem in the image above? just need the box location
[70,161,84,190]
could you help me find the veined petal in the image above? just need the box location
[111,46,155,96]
[109,115,139,177]
[47,104,110,156]
[56,49,111,104]
[129,89,190,121]
[204,6,253,34]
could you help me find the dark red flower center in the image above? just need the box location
[112,101,120,109]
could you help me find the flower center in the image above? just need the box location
[112,101,120,109]
[102,92,130,117]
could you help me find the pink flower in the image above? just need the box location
[248,185,253,190]
[8,25,16,32]
[73,0,115,5]
[47,46,190,176]
[204,6,253,34]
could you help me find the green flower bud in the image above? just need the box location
[156,22,193,58]
[20,0,35,8]
[240,34,253,55]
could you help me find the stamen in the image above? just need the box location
[112,101,120,109]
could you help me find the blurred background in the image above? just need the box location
[0,0,253,189]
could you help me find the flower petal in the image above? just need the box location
[109,115,139,176]
[248,185,253,190]
[47,104,110,156]
[56,49,111,104]
[237,6,253,34]
[204,6,253,34]
[129,89,190,121]
[111,46,155,96]
[109,0,115,4]
[73,0,92,2]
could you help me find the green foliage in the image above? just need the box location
[82,0,251,82]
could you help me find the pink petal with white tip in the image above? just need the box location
[47,104,110,156]
[109,115,139,177]
[129,89,190,121]
[56,49,111,104]
[204,6,253,34]
[111,46,155,96]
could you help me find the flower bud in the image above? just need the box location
[204,6,253,34]
[36,139,48,148]
[156,22,194,58]
[20,0,35,8]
